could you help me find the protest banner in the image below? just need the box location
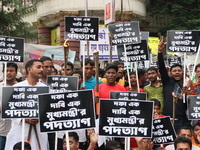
[108,21,141,45]
[64,17,99,41]
[117,40,149,62]
[80,27,118,60]
[167,56,183,67]
[2,86,49,118]
[47,76,78,93]
[167,30,200,53]
[99,99,153,137]
[188,95,200,120]
[0,36,24,62]
[110,91,146,101]
[38,90,96,132]
[153,117,176,145]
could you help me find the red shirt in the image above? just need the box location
[94,83,125,114]
[124,87,145,93]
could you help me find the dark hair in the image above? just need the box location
[3,62,18,73]
[195,63,200,72]
[130,71,136,76]
[147,67,158,73]
[170,64,183,72]
[81,58,94,67]
[13,142,31,150]
[63,132,79,142]
[25,59,42,75]
[178,126,192,135]
[72,70,83,79]
[193,122,200,129]
[150,99,161,108]
[137,69,146,77]
[105,141,121,150]
[112,61,124,66]
[174,136,192,150]
[61,61,74,70]
[105,64,118,73]
[99,68,105,78]
[40,56,52,63]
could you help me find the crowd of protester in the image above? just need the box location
[0,37,200,150]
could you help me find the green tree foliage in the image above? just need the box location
[0,0,37,39]
[148,0,200,34]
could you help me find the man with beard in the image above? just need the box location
[144,67,164,113]
[158,36,191,133]
[40,56,54,83]
[0,62,18,149]
[5,59,48,150]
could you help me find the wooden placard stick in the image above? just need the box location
[63,39,69,76]
[22,119,25,150]
[172,92,178,126]
[183,53,186,103]
[109,32,113,64]
[51,54,54,65]
[93,50,99,93]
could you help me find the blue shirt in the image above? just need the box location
[81,76,102,89]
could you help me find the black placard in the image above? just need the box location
[64,17,99,41]
[153,117,176,145]
[110,91,146,101]
[47,76,78,93]
[188,95,200,120]
[117,40,149,62]
[0,36,24,62]
[108,21,141,45]
[2,86,49,118]
[99,99,153,137]
[38,90,96,132]
[168,57,182,67]
[167,30,200,53]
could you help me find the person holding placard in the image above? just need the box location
[5,59,48,150]
[0,62,18,150]
[158,36,191,133]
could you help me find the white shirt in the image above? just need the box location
[5,80,49,150]
[165,144,200,150]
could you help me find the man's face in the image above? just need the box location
[176,143,191,150]
[84,64,93,79]
[62,65,73,76]
[147,70,158,82]
[42,60,53,77]
[72,73,83,87]
[170,66,183,81]
[195,67,200,82]
[130,74,137,87]
[105,68,117,84]
[178,129,192,139]
[29,61,43,79]
[63,137,79,150]
[117,64,124,78]
[6,66,17,81]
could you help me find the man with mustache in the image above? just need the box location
[5,59,48,150]
[158,36,191,133]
